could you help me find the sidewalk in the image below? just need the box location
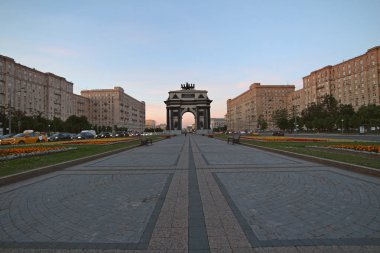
[0,134,379,252]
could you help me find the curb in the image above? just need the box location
[240,142,380,177]
[0,137,164,187]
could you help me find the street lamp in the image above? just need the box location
[341,119,344,134]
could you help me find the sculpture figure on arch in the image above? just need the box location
[181,82,195,90]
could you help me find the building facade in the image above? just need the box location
[227,83,295,131]
[0,55,145,132]
[81,87,145,132]
[302,46,380,111]
[0,55,83,121]
[227,46,380,131]
[210,118,226,129]
[145,119,156,129]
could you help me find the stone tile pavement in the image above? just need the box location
[0,134,379,252]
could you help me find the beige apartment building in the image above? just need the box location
[81,87,145,132]
[0,55,145,132]
[302,46,380,110]
[0,55,85,121]
[228,46,380,131]
[227,83,295,131]
[145,119,156,129]
[210,118,226,129]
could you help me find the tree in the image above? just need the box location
[51,117,64,132]
[273,109,289,130]
[337,104,355,130]
[65,115,91,133]
[257,115,268,130]
[300,95,339,131]
[355,104,380,130]
[301,102,323,131]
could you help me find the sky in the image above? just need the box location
[1,0,379,126]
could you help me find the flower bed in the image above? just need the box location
[241,136,328,142]
[0,146,76,161]
[329,144,380,154]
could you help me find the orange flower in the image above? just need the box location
[329,144,380,153]
[0,146,67,157]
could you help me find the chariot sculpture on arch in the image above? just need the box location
[181,82,195,90]
[164,83,212,135]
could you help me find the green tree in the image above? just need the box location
[301,95,339,131]
[257,115,268,130]
[65,115,91,133]
[301,102,323,130]
[51,117,65,132]
[355,104,380,130]
[273,109,289,130]
[337,104,355,130]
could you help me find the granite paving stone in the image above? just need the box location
[1,134,380,252]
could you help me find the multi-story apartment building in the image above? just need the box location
[227,46,380,131]
[0,55,84,120]
[227,83,295,131]
[210,118,226,129]
[81,87,145,132]
[286,89,305,118]
[0,55,145,132]
[145,119,156,129]
[302,46,380,110]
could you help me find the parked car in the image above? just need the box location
[73,132,95,140]
[80,130,96,136]
[272,131,285,136]
[1,132,47,145]
[113,131,128,137]
[0,133,15,145]
[96,132,112,138]
[48,132,72,142]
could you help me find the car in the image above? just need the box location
[48,132,72,142]
[1,132,48,145]
[73,132,95,140]
[0,134,16,145]
[81,130,96,136]
[113,131,126,137]
[96,132,112,138]
[272,131,285,136]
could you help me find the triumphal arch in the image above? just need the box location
[164,83,212,134]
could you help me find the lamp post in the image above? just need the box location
[341,119,344,134]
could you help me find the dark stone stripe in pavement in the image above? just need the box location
[188,138,210,252]
[212,172,380,248]
[137,173,174,250]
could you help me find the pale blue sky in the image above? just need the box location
[1,0,379,125]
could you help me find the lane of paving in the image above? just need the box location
[0,136,189,251]
[191,134,380,252]
[0,134,379,253]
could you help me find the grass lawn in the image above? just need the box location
[0,135,164,177]
[215,134,380,170]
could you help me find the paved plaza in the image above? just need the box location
[0,135,379,252]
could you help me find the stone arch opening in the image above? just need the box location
[182,111,195,132]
